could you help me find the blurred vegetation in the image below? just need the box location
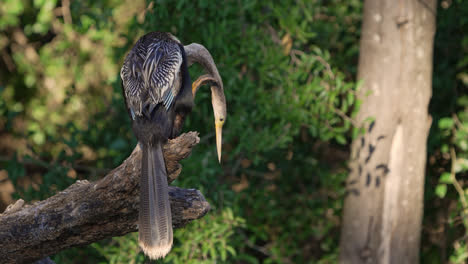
[423,1,468,263]
[0,0,466,263]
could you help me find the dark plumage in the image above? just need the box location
[120,32,193,259]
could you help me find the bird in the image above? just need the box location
[120,32,193,259]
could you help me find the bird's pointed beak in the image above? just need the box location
[215,121,223,163]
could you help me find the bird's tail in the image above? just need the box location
[139,142,173,259]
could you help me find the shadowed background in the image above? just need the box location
[0,0,466,263]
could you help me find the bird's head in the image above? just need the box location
[185,44,226,163]
[212,83,226,163]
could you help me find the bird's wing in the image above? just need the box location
[143,41,182,111]
[120,52,145,118]
[121,37,182,118]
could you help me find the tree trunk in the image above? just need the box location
[339,1,436,263]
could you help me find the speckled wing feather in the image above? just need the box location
[120,33,183,118]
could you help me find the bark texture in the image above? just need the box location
[339,1,436,263]
[0,132,210,264]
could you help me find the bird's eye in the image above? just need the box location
[219,118,224,122]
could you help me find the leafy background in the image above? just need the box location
[0,0,466,263]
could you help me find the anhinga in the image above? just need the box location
[120,32,226,259]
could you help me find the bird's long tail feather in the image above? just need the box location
[139,142,173,259]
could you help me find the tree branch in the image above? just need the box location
[0,132,210,264]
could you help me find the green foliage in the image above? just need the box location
[450,241,468,264]
[91,234,145,264]
[1,0,466,263]
[167,208,245,263]
[87,208,244,264]
[435,183,447,199]
[0,0,24,30]
[422,0,468,262]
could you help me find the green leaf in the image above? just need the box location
[441,144,449,153]
[435,184,448,198]
[439,172,453,184]
[439,117,454,130]
[335,134,347,145]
